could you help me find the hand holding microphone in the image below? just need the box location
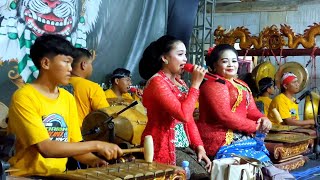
[184,63,224,88]
[129,86,143,98]
[184,64,207,89]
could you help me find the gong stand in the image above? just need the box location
[308,93,320,157]
[237,48,320,57]
[82,101,138,143]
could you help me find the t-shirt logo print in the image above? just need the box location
[42,114,68,142]
[290,109,297,117]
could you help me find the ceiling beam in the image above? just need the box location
[214,0,298,13]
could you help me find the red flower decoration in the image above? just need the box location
[207,46,215,57]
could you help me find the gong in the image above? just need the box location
[275,62,309,92]
[252,61,276,89]
[304,91,319,120]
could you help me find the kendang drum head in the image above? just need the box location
[82,105,147,146]
[252,61,276,89]
[107,98,134,107]
[304,91,319,120]
[105,105,147,146]
[81,111,111,142]
[275,62,309,92]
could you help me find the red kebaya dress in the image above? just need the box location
[141,70,203,165]
[197,75,264,157]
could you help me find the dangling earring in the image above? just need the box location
[208,66,215,73]
[163,60,169,65]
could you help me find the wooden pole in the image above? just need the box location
[237,48,320,56]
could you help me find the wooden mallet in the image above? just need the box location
[122,135,154,163]
[271,108,283,123]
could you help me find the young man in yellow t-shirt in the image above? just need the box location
[105,68,134,100]
[255,77,275,116]
[69,48,110,127]
[268,72,314,127]
[8,34,122,177]
[105,68,146,115]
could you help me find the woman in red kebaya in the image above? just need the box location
[139,35,211,179]
[197,44,294,179]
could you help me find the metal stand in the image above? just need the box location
[0,160,10,180]
[188,0,215,66]
[306,93,320,159]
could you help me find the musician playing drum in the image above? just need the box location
[268,72,315,127]
[7,34,122,177]
[139,35,211,179]
[69,48,110,128]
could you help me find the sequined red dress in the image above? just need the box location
[141,71,203,165]
[197,75,264,157]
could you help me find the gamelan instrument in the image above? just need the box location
[275,62,309,92]
[94,135,154,164]
[304,90,319,120]
[82,100,147,146]
[51,159,185,180]
[122,135,154,163]
[251,61,276,89]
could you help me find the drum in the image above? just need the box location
[106,98,146,116]
[82,105,147,146]
[304,91,320,120]
[51,159,185,180]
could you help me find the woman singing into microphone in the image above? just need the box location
[139,35,211,179]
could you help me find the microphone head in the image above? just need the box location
[129,86,137,93]
[184,63,194,73]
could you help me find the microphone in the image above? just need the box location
[129,86,137,93]
[295,90,311,104]
[184,63,225,84]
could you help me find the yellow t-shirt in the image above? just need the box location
[8,84,82,176]
[69,77,109,127]
[104,88,133,100]
[255,96,272,116]
[268,93,299,124]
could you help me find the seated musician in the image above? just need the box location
[255,77,275,116]
[7,34,122,177]
[105,68,146,115]
[69,48,110,127]
[268,72,315,127]
[197,44,294,178]
[105,68,141,102]
[197,44,272,165]
[139,35,211,179]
